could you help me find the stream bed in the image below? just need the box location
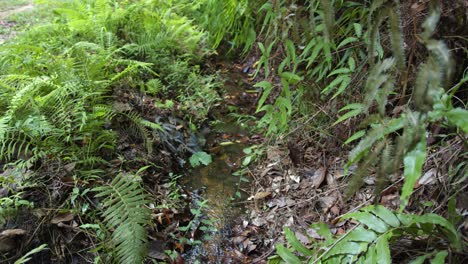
[180,70,256,262]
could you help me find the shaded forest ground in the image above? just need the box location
[0,1,467,263]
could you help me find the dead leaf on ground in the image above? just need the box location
[0,229,26,238]
[51,212,75,224]
[289,174,300,183]
[63,162,76,172]
[252,217,267,227]
[253,191,271,200]
[294,231,310,245]
[318,196,336,213]
[417,168,437,185]
[306,228,323,240]
[381,193,400,208]
[308,167,326,188]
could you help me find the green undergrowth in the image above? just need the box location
[195,0,467,262]
[1,0,467,263]
[0,0,222,262]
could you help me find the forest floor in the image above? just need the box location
[0,1,466,263]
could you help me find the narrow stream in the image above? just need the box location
[181,71,254,262]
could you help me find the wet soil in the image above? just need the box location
[180,69,258,263]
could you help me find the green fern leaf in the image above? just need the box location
[93,173,151,263]
[400,138,426,211]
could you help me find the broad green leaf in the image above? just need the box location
[445,108,468,133]
[276,244,301,264]
[325,241,363,258]
[310,222,332,242]
[328,68,351,77]
[284,227,314,256]
[363,244,376,264]
[339,103,364,112]
[189,151,212,167]
[430,250,448,264]
[348,57,356,71]
[363,205,400,228]
[306,40,324,69]
[344,225,377,242]
[334,107,363,125]
[343,212,388,233]
[375,234,391,264]
[401,139,426,210]
[242,155,252,166]
[412,214,461,251]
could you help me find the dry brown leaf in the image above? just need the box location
[306,228,323,240]
[330,205,340,216]
[294,231,310,245]
[381,193,400,207]
[318,196,336,213]
[51,212,75,224]
[63,162,76,172]
[251,217,267,227]
[418,168,437,185]
[254,191,271,200]
[310,167,326,188]
[233,235,248,244]
[0,229,26,238]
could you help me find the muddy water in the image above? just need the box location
[181,71,253,262]
[182,142,246,262]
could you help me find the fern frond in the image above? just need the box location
[388,2,405,70]
[93,173,150,264]
[277,205,461,263]
[319,0,335,41]
[116,111,160,154]
[330,205,462,261]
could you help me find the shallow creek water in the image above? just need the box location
[181,72,253,262]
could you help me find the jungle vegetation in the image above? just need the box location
[0,0,466,263]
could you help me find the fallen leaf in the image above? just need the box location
[310,167,326,188]
[63,162,76,172]
[330,205,340,215]
[381,193,400,207]
[306,228,323,240]
[289,174,300,183]
[254,191,271,200]
[327,171,338,188]
[51,212,75,224]
[318,196,336,213]
[233,235,247,244]
[418,168,437,185]
[294,231,310,245]
[252,217,267,227]
[0,229,26,238]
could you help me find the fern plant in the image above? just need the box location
[93,173,151,263]
[271,205,462,264]
[337,0,468,208]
